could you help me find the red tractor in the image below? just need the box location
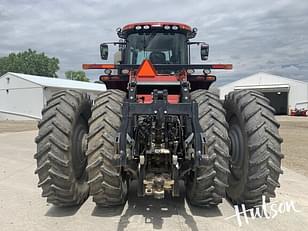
[290,102,308,116]
[35,22,283,208]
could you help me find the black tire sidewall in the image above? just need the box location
[70,97,91,184]
[225,95,249,202]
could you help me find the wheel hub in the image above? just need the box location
[71,121,88,181]
[229,117,245,180]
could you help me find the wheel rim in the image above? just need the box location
[71,117,88,181]
[229,116,245,181]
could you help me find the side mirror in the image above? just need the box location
[200,43,209,60]
[100,43,108,60]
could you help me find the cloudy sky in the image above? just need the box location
[1,0,308,85]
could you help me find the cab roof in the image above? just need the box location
[119,22,196,39]
[122,22,192,31]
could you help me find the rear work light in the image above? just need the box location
[206,75,216,81]
[104,69,112,75]
[203,69,211,75]
[99,76,120,81]
[121,69,130,74]
[135,25,142,30]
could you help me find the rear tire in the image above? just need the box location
[86,90,128,207]
[186,89,230,206]
[224,90,284,208]
[35,90,91,206]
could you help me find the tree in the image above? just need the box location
[0,49,59,77]
[65,70,89,82]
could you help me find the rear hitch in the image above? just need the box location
[143,174,174,199]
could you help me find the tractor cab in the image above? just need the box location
[99,22,208,66]
[84,22,229,91]
[119,22,195,65]
[124,31,187,65]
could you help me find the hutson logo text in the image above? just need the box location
[225,196,301,227]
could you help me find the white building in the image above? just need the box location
[0,72,106,120]
[219,72,308,115]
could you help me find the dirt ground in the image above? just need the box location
[0,120,38,133]
[1,125,308,230]
[1,116,308,177]
[276,116,308,176]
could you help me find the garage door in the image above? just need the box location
[262,92,288,115]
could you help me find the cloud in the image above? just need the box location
[0,0,308,84]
